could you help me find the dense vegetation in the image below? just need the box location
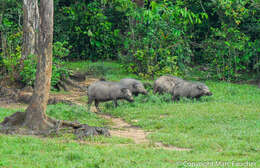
[0,0,259,86]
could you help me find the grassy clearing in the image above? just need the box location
[0,106,187,168]
[65,61,139,81]
[100,81,260,164]
[0,61,259,167]
[0,134,194,168]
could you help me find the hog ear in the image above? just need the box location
[197,85,203,90]
[121,88,127,93]
[132,83,138,89]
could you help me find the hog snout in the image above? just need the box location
[206,91,213,96]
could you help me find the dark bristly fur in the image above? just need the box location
[172,81,213,101]
[153,75,183,94]
[119,78,147,96]
[87,81,134,112]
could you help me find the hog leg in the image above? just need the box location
[172,95,180,102]
[87,98,94,112]
[133,93,139,96]
[94,100,101,112]
[113,99,118,107]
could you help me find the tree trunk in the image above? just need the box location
[21,0,39,64]
[23,0,54,131]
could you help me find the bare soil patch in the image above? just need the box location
[99,113,191,151]
[99,114,150,144]
[0,102,27,109]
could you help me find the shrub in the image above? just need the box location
[120,2,203,78]
[19,41,71,87]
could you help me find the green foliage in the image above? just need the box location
[19,54,37,86]
[54,0,124,60]
[120,1,203,78]
[1,38,22,79]
[199,0,260,81]
[1,0,260,82]
[203,25,251,80]
[0,0,22,78]
[51,59,69,87]
[19,41,71,87]
[53,41,71,59]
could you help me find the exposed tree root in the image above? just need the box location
[0,111,110,137]
[1,112,25,127]
[57,81,70,92]
[69,72,87,82]
[47,98,75,105]
[61,75,86,91]
[52,75,87,92]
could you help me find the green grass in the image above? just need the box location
[0,61,259,167]
[0,135,194,168]
[65,61,138,81]
[101,81,260,164]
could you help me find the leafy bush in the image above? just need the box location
[19,41,71,87]
[0,0,22,75]
[54,0,123,60]
[1,0,259,83]
[201,0,260,81]
[52,0,259,81]
[53,41,71,60]
[120,2,204,78]
[19,54,37,86]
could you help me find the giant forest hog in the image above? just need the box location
[153,75,183,94]
[87,81,134,112]
[119,78,147,96]
[172,81,212,101]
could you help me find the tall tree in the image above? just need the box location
[0,0,54,132]
[23,0,54,130]
[21,0,39,64]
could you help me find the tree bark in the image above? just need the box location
[23,0,54,131]
[21,0,39,64]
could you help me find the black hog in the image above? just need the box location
[172,81,212,101]
[87,81,134,112]
[119,78,147,96]
[153,75,183,94]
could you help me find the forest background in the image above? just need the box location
[0,0,259,88]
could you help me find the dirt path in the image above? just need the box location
[99,113,149,144]
[98,113,190,151]
[0,78,191,151]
